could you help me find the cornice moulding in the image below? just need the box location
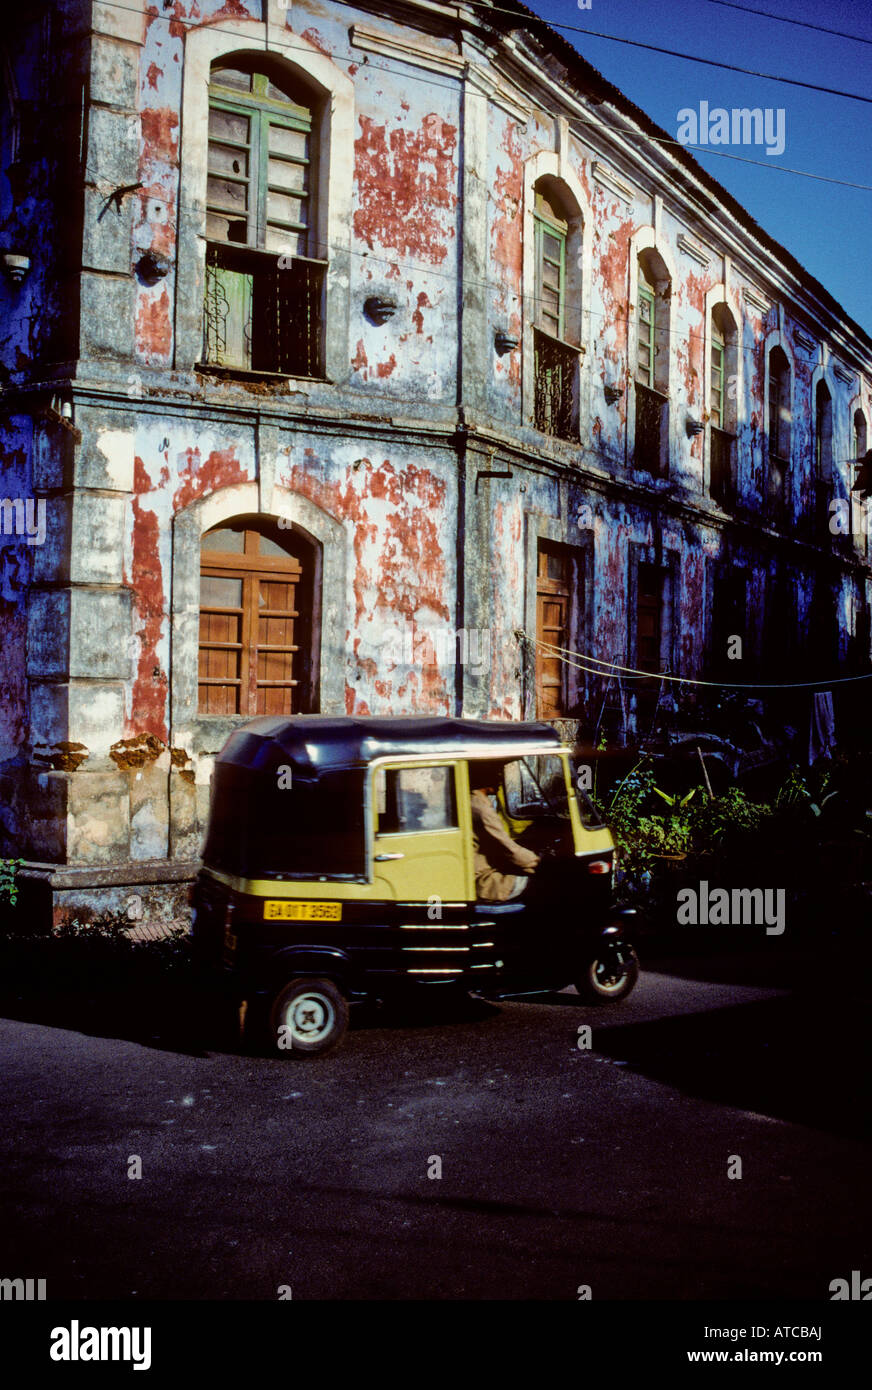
[465,63,532,121]
[677,232,711,267]
[591,160,636,204]
[350,22,531,119]
[743,285,770,314]
[350,23,464,77]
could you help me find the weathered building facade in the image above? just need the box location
[1,0,870,922]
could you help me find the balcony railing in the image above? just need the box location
[810,477,833,545]
[634,383,667,478]
[203,245,326,378]
[533,328,578,442]
[710,426,735,509]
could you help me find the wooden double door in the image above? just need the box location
[198,521,313,716]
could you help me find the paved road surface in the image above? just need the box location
[1,966,868,1300]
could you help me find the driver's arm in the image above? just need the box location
[473,795,541,873]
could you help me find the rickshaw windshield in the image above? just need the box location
[503,755,570,819]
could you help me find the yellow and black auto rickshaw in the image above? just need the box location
[191,716,639,1055]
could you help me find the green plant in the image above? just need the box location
[652,786,697,809]
[775,765,838,818]
[689,786,772,842]
[0,857,22,908]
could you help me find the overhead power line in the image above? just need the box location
[532,638,872,691]
[703,0,872,48]
[94,0,872,193]
[86,0,872,334]
[466,2,872,105]
[97,0,872,107]
[565,116,872,193]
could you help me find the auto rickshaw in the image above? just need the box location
[191,716,639,1056]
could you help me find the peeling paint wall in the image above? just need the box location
[0,0,870,918]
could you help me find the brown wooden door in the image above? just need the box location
[255,571,300,714]
[536,544,570,719]
[636,563,662,674]
[199,524,303,715]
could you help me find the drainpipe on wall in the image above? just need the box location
[455,412,468,719]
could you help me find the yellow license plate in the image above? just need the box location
[263,900,342,922]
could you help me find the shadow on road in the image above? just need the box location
[0,981,223,1057]
[0,943,868,1143]
[0,977,505,1058]
[589,993,871,1141]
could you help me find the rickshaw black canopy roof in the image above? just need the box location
[218,716,564,779]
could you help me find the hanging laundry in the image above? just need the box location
[809,690,836,763]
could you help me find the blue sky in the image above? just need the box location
[521,0,872,336]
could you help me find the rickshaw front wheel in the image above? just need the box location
[575,943,639,1003]
[269,977,349,1057]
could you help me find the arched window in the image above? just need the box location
[635,250,670,477]
[812,379,834,538]
[198,517,316,716]
[853,408,868,462]
[852,408,869,557]
[203,59,325,378]
[534,185,569,339]
[532,178,582,440]
[815,381,833,480]
[709,304,738,507]
[767,346,791,519]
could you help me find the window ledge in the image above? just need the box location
[195,364,331,387]
[533,326,585,356]
[635,380,669,402]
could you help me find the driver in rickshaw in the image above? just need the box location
[468,761,541,902]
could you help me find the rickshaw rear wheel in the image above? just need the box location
[269,977,349,1057]
[575,943,639,1003]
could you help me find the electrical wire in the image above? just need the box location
[87,5,872,203]
[528,635,872,689]
[142,214,870,395]
[96,0,872,109]
[84,1,872,372]
[464,2,872,105]
[702,0,872,48]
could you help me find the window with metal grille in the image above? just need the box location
[202,62,326,377]
[710,427,735,509]
[198,520,314,716]
[635,383,666,478]
[533,329,577,440]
